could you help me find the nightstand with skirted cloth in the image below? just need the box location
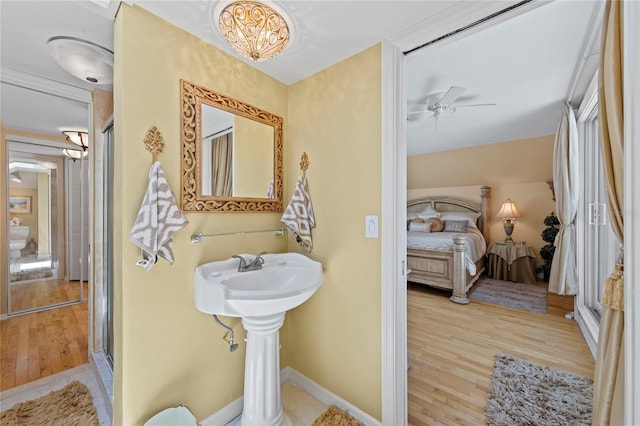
[486,242,537,284]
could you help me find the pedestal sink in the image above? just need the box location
[194,252,324,426]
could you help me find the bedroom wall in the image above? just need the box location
[407,135,556,271]
[114,5,288,424]
[286,45,383,420]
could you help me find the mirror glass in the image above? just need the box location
[181,80,282,212]
[7,141,88,314]
[200,104,275,198]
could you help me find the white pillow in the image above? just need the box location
[439,211,480,228]
[409,221,432,233]
[418,205,440,220]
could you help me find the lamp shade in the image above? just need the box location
[61,131,89,160]
[496,199,522,219]
[48,36,113,85]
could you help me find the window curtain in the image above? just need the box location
[592,1,625,424]
[548,103,579,295]
[211,133,233,197]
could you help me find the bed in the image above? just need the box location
[407,186,491,304]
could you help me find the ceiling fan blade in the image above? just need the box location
[437,86,465,106]
[407,109,429,116]
[423,115,436,128]
[453,103,497,108]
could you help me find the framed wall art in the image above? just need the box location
[9,196,31,214]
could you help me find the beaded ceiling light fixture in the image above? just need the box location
[218,1,290,61]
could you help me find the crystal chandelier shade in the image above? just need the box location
[218,1,290,62]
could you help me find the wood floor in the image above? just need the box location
[0,302,89,391]
[408,283,595,425]
[9,279,88,312]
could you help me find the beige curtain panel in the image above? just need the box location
[211,133,233,197]
[548,104,579,295]
[592,1,625,424]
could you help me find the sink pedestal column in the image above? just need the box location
[240,312,291,426]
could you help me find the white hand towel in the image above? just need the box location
[281,176,315,252]
[129,162,188,271]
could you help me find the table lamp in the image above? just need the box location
[496,199,521,244]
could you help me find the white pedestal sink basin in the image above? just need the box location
[194,252,323,426]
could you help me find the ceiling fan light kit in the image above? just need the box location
[408,85,496,132]
[47,36,114,85]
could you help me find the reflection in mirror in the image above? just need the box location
[7,141,88,314]
[181,80,282,212]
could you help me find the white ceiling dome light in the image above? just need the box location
[47,36,113,85]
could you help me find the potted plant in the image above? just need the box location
[536,212,560,281]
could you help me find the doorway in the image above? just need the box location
[1,76,93,391]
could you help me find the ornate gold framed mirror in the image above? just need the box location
[180,79,283,212]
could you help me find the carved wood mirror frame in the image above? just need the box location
[180,79,283,212]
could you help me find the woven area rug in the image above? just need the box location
[312,405,363,426]
[0,381,99,425]
[470,277,547,313]
[486,354,593,426]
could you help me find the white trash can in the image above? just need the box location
[144,405,198,426]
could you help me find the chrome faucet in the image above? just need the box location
[232,252,266,272]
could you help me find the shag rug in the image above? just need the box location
[486,354,593,426]
[312,405,363,426]
[470,277,547,313]
[10,267,53,283]
[0,380,99,425]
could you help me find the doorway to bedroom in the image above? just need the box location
[401,1,602,423]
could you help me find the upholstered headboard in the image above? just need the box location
[407,185,491,239]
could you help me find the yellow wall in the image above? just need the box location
[234,116,274,197]
[407,136,556,269]
[286,45,383,420]
[114,5,288,424]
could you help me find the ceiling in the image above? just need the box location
[0,0,602,155]
[406,0,602,155]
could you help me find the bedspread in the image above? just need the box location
[407,228,487,275]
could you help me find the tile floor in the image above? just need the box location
[226,382,328,425]
[0,363,112,426]
[1,365,327,426]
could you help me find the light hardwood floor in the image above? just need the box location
[9,279,88,312]
[408,283,595,425]
[0,302,88,391]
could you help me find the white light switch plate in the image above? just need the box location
[365,215,379,238]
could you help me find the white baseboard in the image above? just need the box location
[0,314,8,321]
[575,305,598,359]
[200,395,243,426]
[200,367,381,426]
[283,367,381,426]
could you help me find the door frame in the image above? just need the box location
[1,68,94,335]
[380,2,639,425]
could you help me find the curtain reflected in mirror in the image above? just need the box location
[7,141,87,314]
[203,127,233,197]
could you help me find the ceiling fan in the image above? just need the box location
[407,86,496,132]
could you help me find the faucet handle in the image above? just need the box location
[231,255,247,271]
[253,252,267,266]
